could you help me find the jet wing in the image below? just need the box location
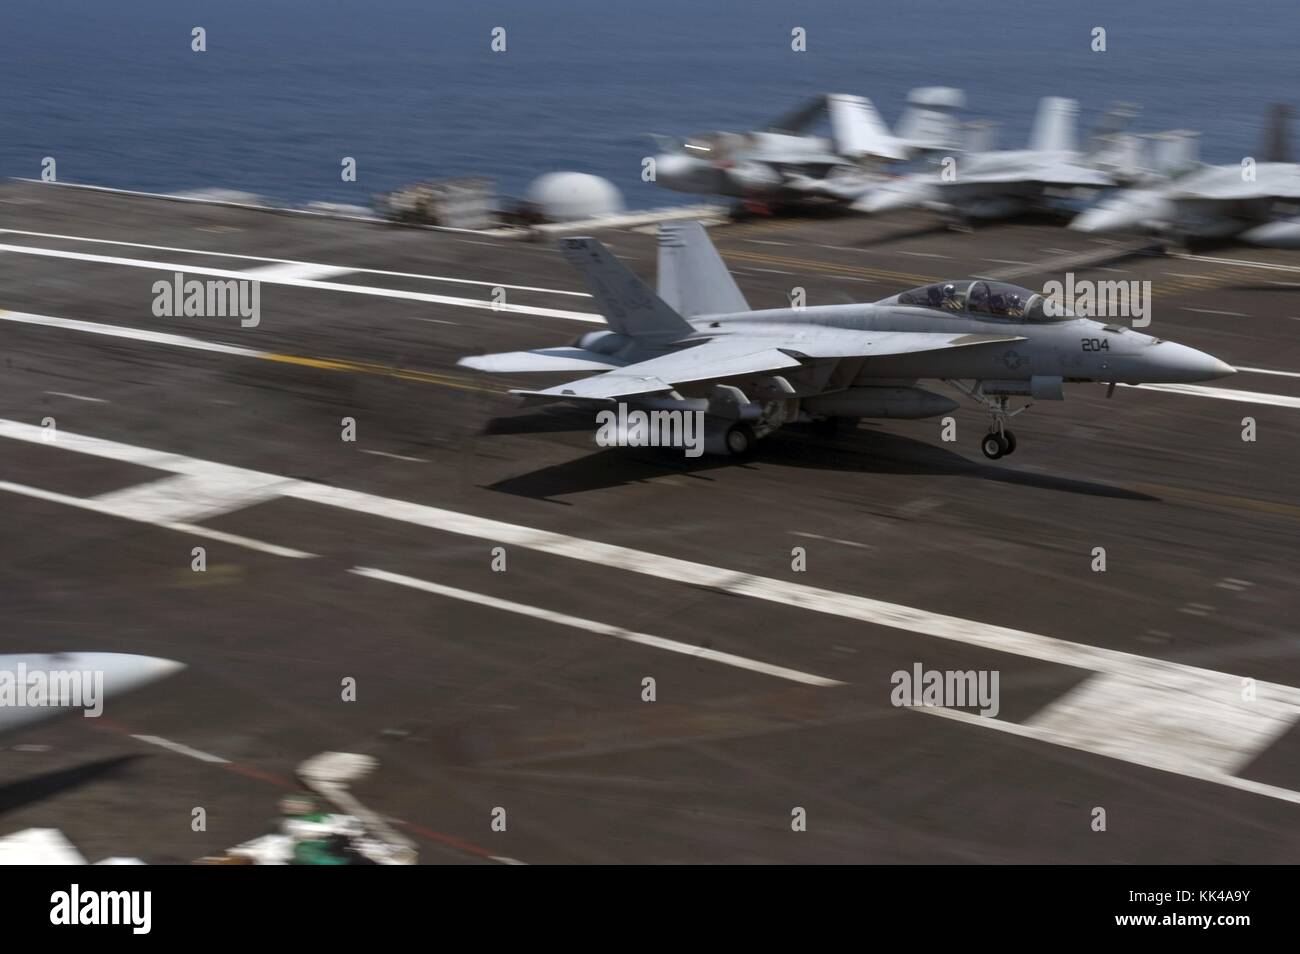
[511,338,803,402]
[510,330,1026,402]
[778,329,1026,359]
[458,347,624,373]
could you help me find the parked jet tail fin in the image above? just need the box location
[1261,104,1292,163]
[1029,97,1079,153]
[1144,130,1201,177]
[557,236,694,338]
[657,221,750,318]
[895,87,966,153]
[1089,102,1139,143]
[828,94,908,160]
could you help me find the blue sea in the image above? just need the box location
[1,0,1294,210]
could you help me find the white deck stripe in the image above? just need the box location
[1175,252,1300,274]
[0,243,601,323]
[1123,382,1300,409]
[350,567,844,687]
[360,449,428,463]
[0,227,591,296]
[44,390,109,403]
[0,310,266,357]
[130,734,230,764]
[0,481,315,559]
[90,473,290,523]
[1025,670,1299,777]
[914,706,1300,806]
[1237,366,1300,379]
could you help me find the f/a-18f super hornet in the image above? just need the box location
[651,88,964,210]
[1072,105,1300,247]
[863,97,1139,222]
[459,222,1234,459]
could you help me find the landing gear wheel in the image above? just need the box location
[981,433,1005,460]
[1000,429,1017,455]
[726,423,755,456]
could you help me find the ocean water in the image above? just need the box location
[0,0,1294,210]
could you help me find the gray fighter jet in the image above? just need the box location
[1072,106,1300,246]
[460,222,1234,459]
[863,97,1137,221]
[651,89,964,210]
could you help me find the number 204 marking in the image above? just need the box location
[1081,338,1110,351]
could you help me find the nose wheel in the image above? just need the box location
[946,381,1028,460]
[981,428,1017,459]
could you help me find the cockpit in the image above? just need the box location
[889,280,1072,322]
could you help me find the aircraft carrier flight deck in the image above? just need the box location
[1,180,1298,864]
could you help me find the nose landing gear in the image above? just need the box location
[946,381,1028,460]
[980,427,1017,459]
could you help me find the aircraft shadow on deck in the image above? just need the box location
[483,422,1159,503]
[481,406,599,436]
[0,754,145,817]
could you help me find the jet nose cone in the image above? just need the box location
[90,652,186,692]
[1151,343,1237,383]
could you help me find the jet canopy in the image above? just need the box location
[889,280,1072,321]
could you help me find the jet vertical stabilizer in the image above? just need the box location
[557,237,694,338]
[1029,97,1079,153]
[1262,104,1292,163]
[828,95,908,160]
[657,221,750,318]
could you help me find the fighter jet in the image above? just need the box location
[1071,105,1300,247]
[0,653,183,737]
[862,97,1135,222]
[459,222,1234,459]
[651,88,964,210]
